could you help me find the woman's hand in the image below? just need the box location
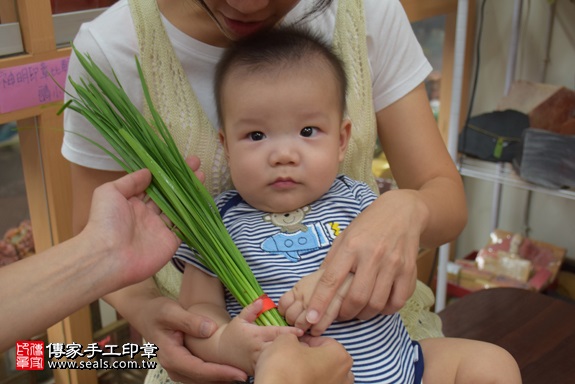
[255,334,354,384]
[85,155,206,289]
[189,299,303,375]
[84,168,181,289]
[279,270,352,335]
[136,295,249,383]
[305,189,428,324]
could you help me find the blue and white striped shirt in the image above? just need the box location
[174,175,420,383]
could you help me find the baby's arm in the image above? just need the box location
[180,264,302,375]
[278,270,353,336]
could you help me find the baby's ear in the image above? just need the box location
[218,129,226,146]
[339,119,352,161]
[219,129,230,160]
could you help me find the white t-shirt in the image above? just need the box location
[62,0,431,171]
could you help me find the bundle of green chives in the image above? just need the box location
[61,46,286,327]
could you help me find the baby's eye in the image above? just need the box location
[300,126,318,137]
[249,131,266,141]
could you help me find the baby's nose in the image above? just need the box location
[270,145,300,165]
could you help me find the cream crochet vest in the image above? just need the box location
[128,0,442,345]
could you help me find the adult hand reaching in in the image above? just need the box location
[304,189,426,325]
[255,333,354,384]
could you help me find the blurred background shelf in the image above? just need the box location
[458,156,575,201]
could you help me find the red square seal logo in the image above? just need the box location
[15,341,44,370]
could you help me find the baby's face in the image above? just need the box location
[219,63,350,213]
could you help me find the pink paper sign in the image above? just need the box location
[0,57,70,114]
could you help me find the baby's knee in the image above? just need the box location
[474,343,521,384]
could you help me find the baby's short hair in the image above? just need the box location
[214,26,348,124]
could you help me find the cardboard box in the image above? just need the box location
[514,128,575,189]
[497,80,575,135]
[496,81,575,188]
[447,230,566,297]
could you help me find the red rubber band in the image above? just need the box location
[256,294,277,317]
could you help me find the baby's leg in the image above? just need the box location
[418,337,521,384]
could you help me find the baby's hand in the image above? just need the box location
[278,270,353,336]
[219,299,303,375]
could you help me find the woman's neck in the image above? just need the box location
[156,0,231,47]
